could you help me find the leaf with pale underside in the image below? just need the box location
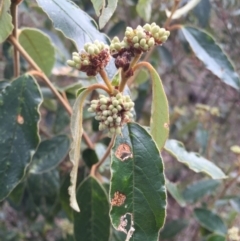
[74,176,110,241]
[19,28,55,76]
[181,26,240,90]
[69,88,90,212]
[164,139,226,179]
[0,74,42,201]
[0,0,13,43]
[110,122,166,241]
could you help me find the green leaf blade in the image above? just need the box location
[110,123,166,241]
[74,176,110,241]
[19,28,55,76]
[194,208,227,235]
[181,26,240,90]
[136,0,152,22]
[164,139,226,179]
[0,0,13,43]
[0,74,42,201]
[29,135,70,174]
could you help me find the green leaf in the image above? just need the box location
[136,0,152,22]
[29,135,70,174]
[230,197,240,213]
[164,139,226,179]
[181,26,240,90]
[160,220,188,239]
[193,0,211,28]
[144,64,169,150]
[0,0,13,43]
[35,0,107,49]
[74,176,110,241]
[27,169,60,216]
[19,28,55,76]
[82,148,99,168]
[166,180,186,207]
[194,208,227,235]
[182,179,221,203]
[110,123,166,241]
[0,74,42,201]
[207,234,226,241]
[91,0,118,29]
[69,87,90,212]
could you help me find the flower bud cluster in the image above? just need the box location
[110,23,170,55]
[88,93,135,135]
[67,40,110,76]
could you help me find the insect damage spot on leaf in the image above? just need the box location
[17,115,24,124]
[111,191,126,207]
[115,143,133,161]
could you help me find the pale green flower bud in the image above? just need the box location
[103,110,108,116]
[73,56,80,63]
[114,43,122,50]
[87,46,95,55]
[116,117,121,123]
[100,105,107,110]
[161,36,168,42]
[113,100,119,106]
[99,123,106,131]
[84,43,91,51]
[72,52,79,57]
[148,37,155,47]
[151,26,160,34]
[134,43,140,48]
[107,116,113,122]
[108,104,114,110]
[112,108,118,113]
[110,127,116,134]
[67,60,76,67]
[112,36,120,43]
[151,22,157,27]
[116,127,122,134]
[137,31,145,39]
[116,93,122,99]
[112,114,118,119]
[117,105,122,111]
[75,63,80,69]
[140,38,146,47]
[100,98,108,104]
[108,110,112,115]
[87,107,93,112]
[105,120,109,125]
[132,36,139,43]
[143,44,149,51]
[82,60,89,66]
[143,23,151,31]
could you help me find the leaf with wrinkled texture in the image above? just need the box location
[29,135,70,174]
[136,0,152,22]
[181,26,240,90]
[0,0,13,43]
[69,88,90,212]
[165,139,226,179]
[74,176,110,241]
[110,123,166,241]
[194,208,227,235]
[0,74,42,201]
[19,28,55,76]
[182,179,221,203]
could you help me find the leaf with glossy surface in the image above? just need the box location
[136,0,152,22]
[19,28,55,76]
[69,87,90,212]
[0,74,42,201]
[0,0,13,43]
[194,208,227,235]
[166,180,186,207]
[82,148,99,168]
[160,220,188,239]
[36,0,107,49]
[181,26,240,90]
[110,123,166,241]
[182,179,221,203]
[74,176,110,241]
[207,234,226,241]
[165,139,226,179]
[29,135,70,174]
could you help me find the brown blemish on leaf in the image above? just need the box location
[117,215,128,234]
[111,191,126,206]
[115,143,133,161]
[164,122,169,129]
[17,115,24,124]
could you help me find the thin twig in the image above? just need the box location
[8,35,95,149]
[10,2,20,77]
[90,135,116,177]
[99,69,114,94]
[164,0,181,29]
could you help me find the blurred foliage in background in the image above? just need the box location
[0,0,240,240]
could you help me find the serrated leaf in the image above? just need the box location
[110,123,166,241]
[99,0,118,29]
[194,208,227,235]
[136,0,152,22]
[69,87,90,212]
[181,26,240,90]
[29,135,70,174]
[164,139,226,179]
[36,0,107,49]
[182,179,221,203]
[27,169,60,216]
[0,0,13,43]
[74,176,110,241]
[19,28,55,76]
[207,234,226,241]
[0,74,42,201]
[166,180,186,207]
[144,64,169,150]
[160,220,188,239]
